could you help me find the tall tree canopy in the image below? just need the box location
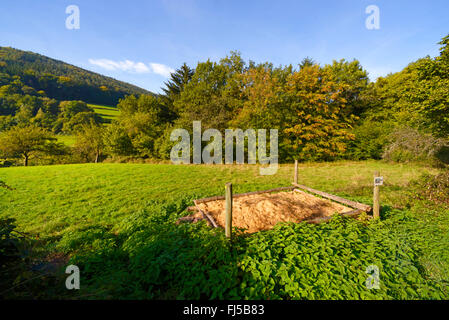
[0,126,60,165]
[162,63,194,106]
[174,52,246,131]
[105,95,172,157]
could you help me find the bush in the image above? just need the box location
[348,118,393,160]
[0,218,31,296]
[0,160,14,167]
[0,218,26,264]
[410,171,449,206]
[56,226,118,254]
[382,128,449,165]
[154,124,177,160]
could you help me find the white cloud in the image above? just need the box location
[88,59,150,73]
[149,63,175,77]
[89,59,174,77]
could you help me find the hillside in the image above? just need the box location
[0,46,151,105]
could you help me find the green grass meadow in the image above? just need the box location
[0,161,430,235]
[55,105,119,147]
[1,161,448,299]
[89,104,120,122]
[56,135,76,147]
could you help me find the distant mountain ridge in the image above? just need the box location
[0,46,152,105]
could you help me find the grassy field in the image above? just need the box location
[0,161,432,235]
[56,134,77,147]
[1,161,448,299]
[89,104,120,122]
[55,104,120,147]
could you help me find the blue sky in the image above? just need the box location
[1,0,448,93]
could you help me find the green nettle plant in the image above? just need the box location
[50,200,446,300]
[0,182,25,295]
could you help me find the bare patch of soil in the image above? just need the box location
[195,190,352,233]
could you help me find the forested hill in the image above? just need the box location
[0,46,151,105]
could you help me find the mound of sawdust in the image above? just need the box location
[195,191,352,233]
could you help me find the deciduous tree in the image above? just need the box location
[0,126,58,166]
[74,124,105,163]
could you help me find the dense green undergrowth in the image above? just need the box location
[50,203,446,300]
[0,162,448,299]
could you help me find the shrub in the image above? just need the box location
[382,128,449,165]
[56,225,118,254]
[0,160,14,167]
[348,118,393,160]
[410,171,449,206]
[0,218,32,296]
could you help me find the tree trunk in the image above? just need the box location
[24,155,29,166]
[95,151,99,163]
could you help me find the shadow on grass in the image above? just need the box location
[52,198,242,300]
[0,218,72,299]
[380,205,394,220]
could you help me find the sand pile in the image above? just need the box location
[195,190,351,233]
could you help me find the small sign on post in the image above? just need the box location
[373,171,381,219]
[374,176,383,186]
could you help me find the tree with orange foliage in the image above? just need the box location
[284,65,357,161]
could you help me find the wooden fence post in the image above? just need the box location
[294,160,298,185]
[373,171,380,219]
[225,183,233,239]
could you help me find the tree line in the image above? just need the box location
[1,35,448,166]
